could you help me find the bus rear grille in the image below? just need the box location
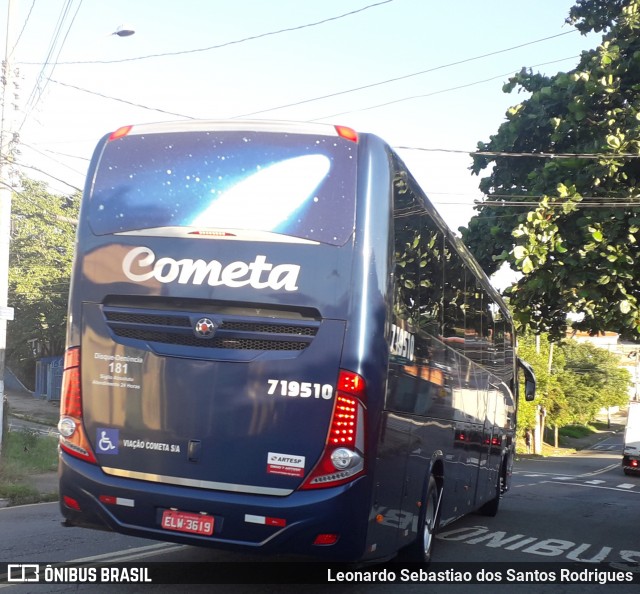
[111,327,309,350]
[103,308,318,352]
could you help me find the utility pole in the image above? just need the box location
[0,0,17,454]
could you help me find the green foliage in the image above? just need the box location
[1,430,59,474]
[0,431,59,505]
[559,424,597,438]
[557,339,631,422]
[462,0,640,340]
[7,178,79,384]
[517,333,631,429]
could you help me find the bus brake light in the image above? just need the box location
[300,370,366,490]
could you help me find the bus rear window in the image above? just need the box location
[88,130,357,246]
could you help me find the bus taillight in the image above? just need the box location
[58,347,97,464]
[108,125,133,142]
[300,370,366,490]
[334,125,358,143]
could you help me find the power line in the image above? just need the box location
[233,30,579,118]
[22,0,84,129]
[25,0,75,110]
[312,56,580,121]
[476,200,640,208]
[398,146,640,160]
[21,0,396,65]
[12,159,82,192]
[11,0,37,55]
[20,142,88,177]
[48,78,196,119]
[46,53,585,147]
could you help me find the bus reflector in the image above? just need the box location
[99,495,135,507]
[300,369,366,490]
[63,495,82,511]
[334,125,358,143]
[59,347,97,464]
[313,533,340,546]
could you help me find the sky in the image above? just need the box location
[1,0,603,239]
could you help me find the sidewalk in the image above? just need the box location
[4,389,60,427]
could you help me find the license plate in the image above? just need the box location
[161,509,214,536]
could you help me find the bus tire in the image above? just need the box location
[400,475,439,563]
[478,472,501,517]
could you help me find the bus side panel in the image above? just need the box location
[337,136,399,560]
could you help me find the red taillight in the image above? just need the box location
[300,370,366,490]
[60,348,82,418]
[108,125,133,142]
[334,125,358,142]
[59,347,97,464]
[329,395,358,446]
[631,460,639,468]
[313,533,340,546]
[337,369,366,399]
[63,495,82,511]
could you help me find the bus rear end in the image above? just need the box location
[58,121,372,560]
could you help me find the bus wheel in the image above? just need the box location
[401,475,439,563]
[478,473,501,517]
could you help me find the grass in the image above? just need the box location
[0,429,59,506]
[558,424,598,439]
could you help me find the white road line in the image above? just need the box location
[0,543,185,588]
[585,480,606,485]
[539,480,640,494]
[616,483,636,490]
[69,542,186,563]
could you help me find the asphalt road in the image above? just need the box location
[1,433,638,593]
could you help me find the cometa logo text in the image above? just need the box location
[122,246,300,291]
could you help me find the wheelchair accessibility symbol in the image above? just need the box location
[96,428,119,455]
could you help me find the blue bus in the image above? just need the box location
[58,120,536,563]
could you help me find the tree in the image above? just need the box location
[516,333,630,451]
[7,178,79,385]
[557,339,631,423]
[517,335,569,453]
[462,0,640,340]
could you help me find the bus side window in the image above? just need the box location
[442,240,466,353]
[392,167,443,341]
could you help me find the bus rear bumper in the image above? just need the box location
[59,452,371,561]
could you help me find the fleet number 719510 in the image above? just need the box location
[267,379,334,399]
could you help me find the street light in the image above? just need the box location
[112,24,135,37]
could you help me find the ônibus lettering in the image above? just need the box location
[122,246,300,291]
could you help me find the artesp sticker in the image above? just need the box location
[267,452,305,477]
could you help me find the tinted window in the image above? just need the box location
[392,168,443,341]
[88,130,357,246]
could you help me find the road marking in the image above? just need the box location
[436,524,640,563]
[585,480,606,484]
[539,480,640,494]
[0,543,187,589]
[616,483,636,489]
[579,463,619,477]
[70,542,187,563]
